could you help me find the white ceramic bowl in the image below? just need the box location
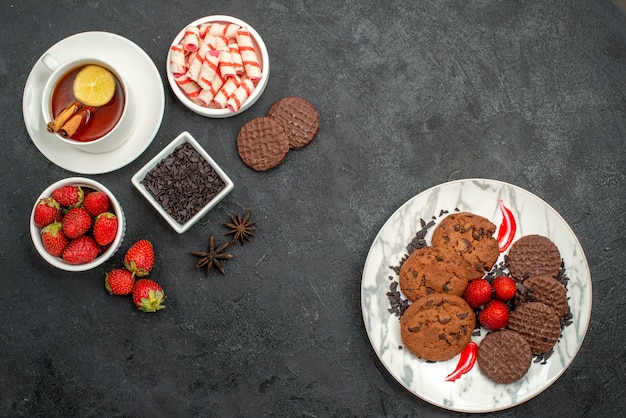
[131,131,234,233]
[166,15,270,118]
[30,177,126,271]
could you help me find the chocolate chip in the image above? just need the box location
[141,142,226,225]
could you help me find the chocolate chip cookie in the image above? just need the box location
[399,246,473,301]
[400,294,476,362]
[431,212,499,276]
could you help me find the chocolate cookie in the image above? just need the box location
[431,212,499,276]
[477,330,532,384]
[507,235,561,279]
[399,246,473,301]
[400,294,476,362]
[267,96,319,150]
[507,302,561,355]
[522,274,568,318]
[236,116,289,171]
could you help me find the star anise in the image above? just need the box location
[223,209,256,246]
[191,234,233,276]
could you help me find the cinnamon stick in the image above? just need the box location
[59,106,94,139]
[47,101,81,133]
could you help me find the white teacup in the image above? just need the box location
[41,55,133,154]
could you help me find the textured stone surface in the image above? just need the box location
[1,1,625,416]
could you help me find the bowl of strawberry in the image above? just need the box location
[30,177,125,271]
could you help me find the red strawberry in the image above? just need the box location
[83,190,110,217]
[62,236,99,264]
[33,197,62,228]
[492,276,518,301]
[478,300,510,330]
[105,268,135,295]
[40,221,69,257]
[462,278,493,308]
[93,212,118,246]
[124,240,154,277]
[62,207,93,239]
[51,185,84,208]
[132,279,165,312]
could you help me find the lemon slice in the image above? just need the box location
[72,64,117,107]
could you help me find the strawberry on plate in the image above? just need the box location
[83,190,110,217]
[105,268,135,295]
[463,278,493,309]
[132,279,165,312]
[40,221,69,257]
[492,276,518,301]
[93,212,118,246]
[478,299,510,331]
[33,197,62,228]
[51,185,84,208]
[124,240,154,277]
[62,235,99,265]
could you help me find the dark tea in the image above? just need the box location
[50,65,125,142]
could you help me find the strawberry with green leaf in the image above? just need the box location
[51,185,83,208]
[33,197,62,228]
[40,221,69,257]
[62,207,92,239]
[93,212,118,246]
[132,279,165,312]
[124,239,154,277]
[105,268,135,295]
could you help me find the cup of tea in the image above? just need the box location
[41,55,133,154]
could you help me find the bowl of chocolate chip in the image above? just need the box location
[131,131,234,233]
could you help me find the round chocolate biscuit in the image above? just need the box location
[399,246,473,301]
[507,234,561,280]
[523,274,568,318]
[478,330,532,384]
[237,117,289,171]
[431,212,499,276]
[267,96,319,150]
[507,302,561,355]
[400,294,475,362]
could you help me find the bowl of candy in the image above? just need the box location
[166,15,270,118]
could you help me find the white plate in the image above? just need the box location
[361,179,592,413]
[22,31,165,174]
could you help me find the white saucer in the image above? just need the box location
[22,31,165,174]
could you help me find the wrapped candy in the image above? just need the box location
[226,78,254,112]
[169,43,186,75]
[228,41,244,75]
[212,76,240,108]
[174,73,202,98]
[235,27,262,82]
[216,36,236,79]
[205,22,240,39]
[197,49,221,90]
[186,42,209,81]
[197,73,225,106]
[182,25,200,51]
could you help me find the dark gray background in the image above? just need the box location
[1,1,625,417]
